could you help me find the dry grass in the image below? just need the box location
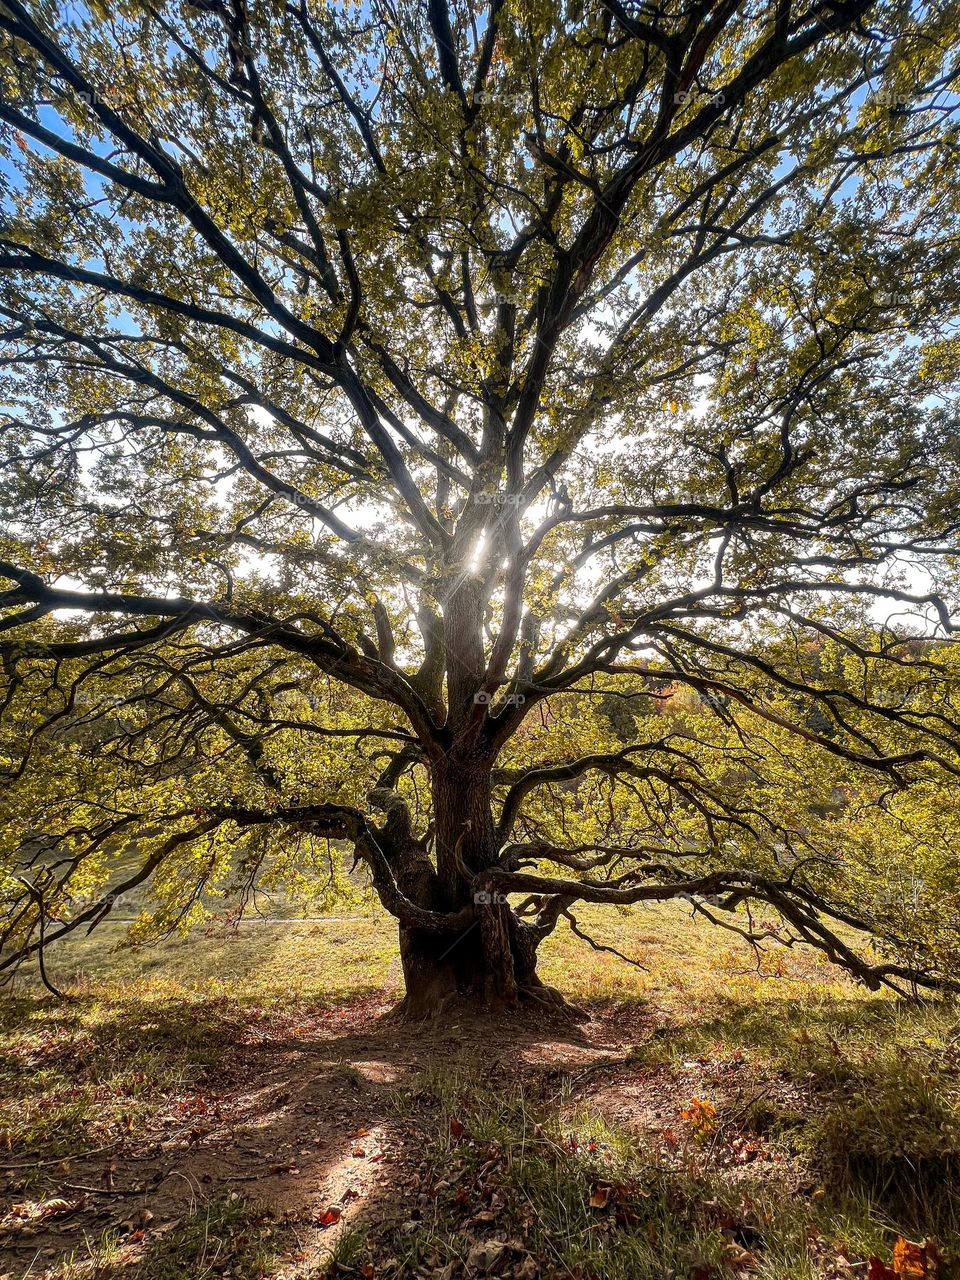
[1,902,958,1279]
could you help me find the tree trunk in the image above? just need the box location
[387,756,580,1021]
[392,906,580,1021]
[431,754,496,904]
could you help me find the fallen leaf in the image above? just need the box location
[466,1239,506,1274]
[316,1207,342,1227]
[893,1237,937,1278]
[589,1184,611,1209]
[868,1259,899,1280]
[726,1244,759,1272]
[10,1197,82,1224]
[892,1239,924,1278]
[922,1240,943,1275]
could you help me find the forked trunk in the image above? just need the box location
[388,759,578,1021]
[392,907,573,1021]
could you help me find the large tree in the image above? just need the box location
[1,0,959,1016]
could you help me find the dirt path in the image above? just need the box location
[0,999,800,1277]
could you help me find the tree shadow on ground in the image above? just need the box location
[627,991,960,1231]
[2,989,959,1277]
[0,991,632,1276]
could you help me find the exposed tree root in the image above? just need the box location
[385,978,588,1025]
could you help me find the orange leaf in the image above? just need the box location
[316,1207,342,1227]
[449,1118,464,1138]
[680,1097,718,1138]
[893,1238,930,1278]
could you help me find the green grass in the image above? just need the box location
[365,1063,960,1280]
[0,992,250,1182]
[46,1193,293,1280]
[16,911,400,1005]
[9,896,873,1017]
[0,910,401,1173]
[3,902,959,1279]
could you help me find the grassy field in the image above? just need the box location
[0,902,958,1279]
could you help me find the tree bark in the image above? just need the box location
[432,755,496,903]
[386,756,580,1020]
[392,901,583,1021]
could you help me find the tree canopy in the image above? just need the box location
[1,0,959,1014]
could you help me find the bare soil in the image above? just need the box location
[0,996,808,1277]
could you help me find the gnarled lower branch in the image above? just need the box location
[474,866,960,997]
